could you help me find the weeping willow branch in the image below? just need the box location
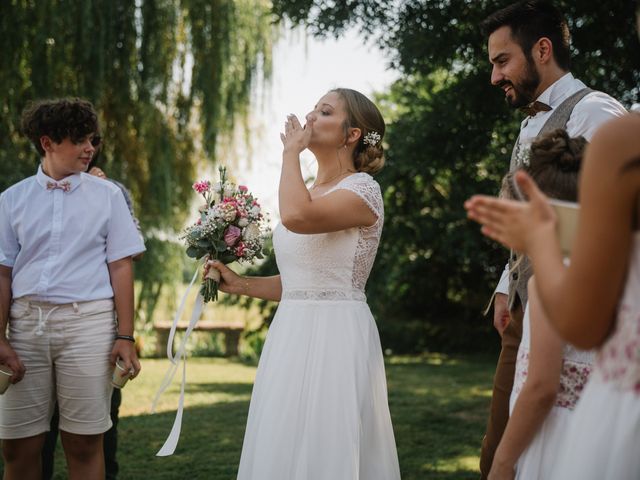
[0,0,277,325]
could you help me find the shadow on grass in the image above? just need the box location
[120,400,250,480]
[0,354,495,480]
[183,382,253,396]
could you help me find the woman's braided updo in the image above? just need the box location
[527,128,586,202]
[500,128,586,202]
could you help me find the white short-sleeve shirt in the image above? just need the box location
[0,166,146,303]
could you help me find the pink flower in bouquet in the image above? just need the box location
[224,225,242,247]
[193,180,210,194]
[235,241,247,257]
[238,185,248,193]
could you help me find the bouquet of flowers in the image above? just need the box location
[182,166,269,302]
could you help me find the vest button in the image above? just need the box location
[512,272,519,280]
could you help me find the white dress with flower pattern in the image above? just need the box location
[551,232,640,480]
[236,173,401,480]
[509,303,594,479]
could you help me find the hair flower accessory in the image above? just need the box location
[363,130,381,147]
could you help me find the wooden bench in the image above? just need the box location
[153,321,244,357]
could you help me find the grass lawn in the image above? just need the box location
[1,354,494,479]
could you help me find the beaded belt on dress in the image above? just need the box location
[281,288,366,302]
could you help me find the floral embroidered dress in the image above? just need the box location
[551,232,640,480]
[236,173,401,480]
[509,302,594,479]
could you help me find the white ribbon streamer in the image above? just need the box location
[151,264,205,456]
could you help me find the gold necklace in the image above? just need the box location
[310,169,355,189]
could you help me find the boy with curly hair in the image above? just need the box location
[0,98,145,479]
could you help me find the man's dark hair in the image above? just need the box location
[20,98,98,156]
[481,1,571,70]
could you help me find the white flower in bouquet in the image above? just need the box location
[250,205,261,216]
[238,217,249,228]
[219,203,237,222]
[223,183,235,198]
[243,223,261,241]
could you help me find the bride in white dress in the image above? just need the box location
[207,88,401,480]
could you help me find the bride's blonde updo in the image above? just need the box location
[331,88,386,175]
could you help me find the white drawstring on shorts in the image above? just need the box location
[24,301,79,336]
[34,305,59,336]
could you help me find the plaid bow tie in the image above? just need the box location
[520,100,552,117]
[46,180,71,192]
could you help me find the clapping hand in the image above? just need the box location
[280,114,314,154]
[465,171,556,254]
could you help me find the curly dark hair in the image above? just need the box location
[20,98,99,156]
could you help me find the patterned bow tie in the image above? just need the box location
[520,100,552,117]
[46,180,71,192]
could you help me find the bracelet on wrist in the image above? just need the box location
[116,334,136,343]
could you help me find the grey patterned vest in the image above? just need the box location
[507,87,593,310]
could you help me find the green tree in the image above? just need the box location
[0,0,276,323]
[269,0,639,352]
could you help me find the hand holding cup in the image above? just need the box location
[111,359,134,389]
[0,365,13,394]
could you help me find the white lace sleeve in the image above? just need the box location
[332,173,384,224]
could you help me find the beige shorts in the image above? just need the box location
[0,298,116,439]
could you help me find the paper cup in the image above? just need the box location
[549,198,580,256]
[111,360,133,389]
[0,365,13,394]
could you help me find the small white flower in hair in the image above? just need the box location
[363,131,381,147]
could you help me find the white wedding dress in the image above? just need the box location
[236,173,401,480]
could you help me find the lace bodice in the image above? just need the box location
[513,305,595,410]
[596,233,640,394]
[273,173,383,301]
